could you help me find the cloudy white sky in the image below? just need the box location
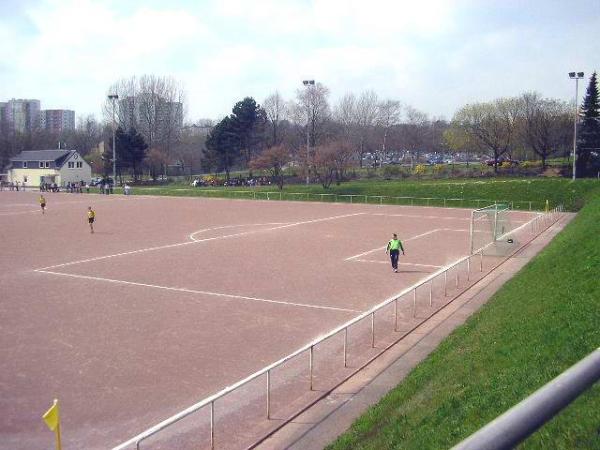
[1,0,598,123]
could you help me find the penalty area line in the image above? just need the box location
[34,270,360,314]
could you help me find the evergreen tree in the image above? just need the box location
[230,97,267,164]
[576,72,600,177]
[114,127,148,181]
[204,116,239,181]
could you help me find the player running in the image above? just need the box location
[87,206,95,234]
[385,233,405,273]
[39,195,46,214]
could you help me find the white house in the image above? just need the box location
[7,149,92,187]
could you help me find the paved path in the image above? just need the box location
[258,213,575,450]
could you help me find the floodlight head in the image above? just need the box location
[302,80,315,85]
[569,72,576,78]
[108,94,119,100]
[577,72,584,78]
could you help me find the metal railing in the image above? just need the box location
[113,206,564,450]
[185,189,548,211]
[453,348,600,450]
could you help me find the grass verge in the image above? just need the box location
[326,189,600,449]
[133,178,600,212]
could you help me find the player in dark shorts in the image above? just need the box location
[39,195,46,214]
[87,206,95,234]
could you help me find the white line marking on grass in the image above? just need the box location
[35,270,360,313]
[37,212,365,271]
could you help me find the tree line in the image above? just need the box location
[1,72,597,183]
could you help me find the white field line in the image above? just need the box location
[34,270,359,313]
[355,260,443,268]
[37,212,364,271]
[369,213,471,220]
[189,222,290,241]
[345,228,468,262]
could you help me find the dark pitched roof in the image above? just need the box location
[10,150,72,162]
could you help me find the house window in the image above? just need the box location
[23,161,27,168]
[76,161,83,168]
[45,161,50,168]
[24,176,28,183]
[68,162,75,168]
[39,161,44,168]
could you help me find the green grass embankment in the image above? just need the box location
[326,188,600,450]
[134,178,599,212]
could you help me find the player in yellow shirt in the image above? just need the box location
[39,195,46,214]
[87,206,95,234]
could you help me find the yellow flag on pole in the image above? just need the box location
[43,399,62,450]
[43,399,59,431]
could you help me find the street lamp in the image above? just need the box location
[302,80,315,185]
[568,72,584,180]
[108,94,119,185]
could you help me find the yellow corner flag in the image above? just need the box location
[43,399,62,450]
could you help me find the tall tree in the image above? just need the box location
[453,98,519,173]
[377,99,402,166]
[230,97,266,165]
[204,116,238,181]
[519,92,571,168]
[576,72,600,177]
[263,91,287,146]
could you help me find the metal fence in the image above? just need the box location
[113,206,564,450]
[191,189,548,211]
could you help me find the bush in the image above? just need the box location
[414,164,427,177]
[383,165,403,179]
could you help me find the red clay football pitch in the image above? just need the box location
[0,190,536,449]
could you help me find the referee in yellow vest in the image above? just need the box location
[385,233,405,273]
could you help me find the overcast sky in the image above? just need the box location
[1,0,598,123]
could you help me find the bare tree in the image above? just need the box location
[518,92,572,168]
[313,139,355,188]
[354,90,380,167]
[402,106,430,167]
[454,98,520,172]
[263,91,287,146]
[377,99,402,166]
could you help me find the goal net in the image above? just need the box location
[470,204,518,256]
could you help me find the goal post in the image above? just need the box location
[470,203,514,255]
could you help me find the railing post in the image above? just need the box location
[343,327,348,367]
[309,345,314,391]
[413,288,417,317]
[371,312,375,348]
[365,195,368,203]
[467,257,471,281]
[380,196,383,205]
[279,192,282,200]
[429,280,433,307]
[444,198,446,207]
[444,270,448,296]
[266,369,271,419]
[267,192,270,200]
[210,401,215,450]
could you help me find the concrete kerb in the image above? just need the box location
[256,213,575,450]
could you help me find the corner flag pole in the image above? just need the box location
[43,399,62,450]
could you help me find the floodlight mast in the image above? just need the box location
[568,72,584,180]
[302,80,315,185]
[108,94,119,185]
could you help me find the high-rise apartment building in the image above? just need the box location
[39,109,75,133]
[118,95,183,144]
[2,99,41,133]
